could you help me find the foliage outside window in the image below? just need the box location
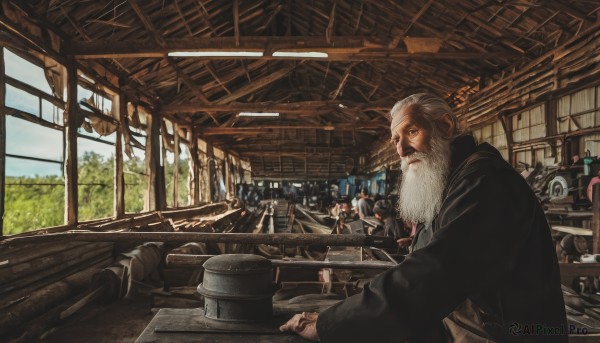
[557,87,600,133]
[76,78,118,221]
[512,104,545,143]
[163,120,191,208]
[124,103,148,213]
[2,48,65,234]
[4,117,64,234]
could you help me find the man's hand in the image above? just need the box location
[279,312,320,341]
[397,237,412,248]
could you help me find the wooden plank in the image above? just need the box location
[214,63,299,104]
[1,232,398,249]
[135,308,308,342]
[161,100,392,114]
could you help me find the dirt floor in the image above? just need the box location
[39,297,155,343]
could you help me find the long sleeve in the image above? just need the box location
[316,157,560,342]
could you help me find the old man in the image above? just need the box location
[280,93,566,342]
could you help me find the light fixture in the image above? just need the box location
[272,51,329,58]
[238,112,280,117]
[168,51,263,57]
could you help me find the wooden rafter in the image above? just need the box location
[198,122,385,135]
[65,36,508,61]
[160,100,393,114]
[214,62,300,104]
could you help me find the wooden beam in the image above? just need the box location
[1,232,397,249]
[331,62,358,100]
[199,123,385,135]
[173,123,180,207]
[127,0,165,46]
[214,62,299,104]
[64,58,79,226]
[161,100,393,114]
[65,37,505,60]
[233,0,240,47]
[165,57,219,125]
[190,126,200,206]
[114,81,126,218]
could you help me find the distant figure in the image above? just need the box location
[572,154,583,165]
[587,170,600,201]
[372,199,406,239]
[357,187,374,219]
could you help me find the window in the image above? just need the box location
[4,117,64,234]
[472,120,508,161]
[557,87,600,133]
[2,49,65,234]
[124,104,148,213]
[512,104,546,142]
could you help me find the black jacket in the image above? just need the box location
[316,135,567,342]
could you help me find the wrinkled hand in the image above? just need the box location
[397,237,412,248]
[279,312,320,341]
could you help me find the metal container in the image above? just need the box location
[197,254,273,322]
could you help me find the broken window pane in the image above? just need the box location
[4,48,52,95]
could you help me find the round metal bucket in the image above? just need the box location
[197,254,273,322]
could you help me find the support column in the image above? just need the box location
[114,82,126,218]
[190,126,200,206]
[173,123,180,207]
[64,58,78,225]
[145,109,164,211]
[592,183,600,254]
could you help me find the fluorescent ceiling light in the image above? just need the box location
[272,51,329,58]
[238,112,280,117]
[168,51,263,57]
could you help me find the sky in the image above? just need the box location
[4,47,196,178]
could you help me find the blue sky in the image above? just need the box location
[3,48,189,178]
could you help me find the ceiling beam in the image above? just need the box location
[64,37,506,60]
[214,62,299,104]
[161,100,394,114]
[199,122,385,135]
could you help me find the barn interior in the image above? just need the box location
[1,0,600,342]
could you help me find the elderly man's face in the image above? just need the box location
[391,108,434,168]
[392,106,453,224]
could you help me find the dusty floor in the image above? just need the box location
[40,297,155,343]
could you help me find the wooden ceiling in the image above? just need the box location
[6,0,600,179]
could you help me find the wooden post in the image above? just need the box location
[206,140,215,202]
[0,48,5,237]
[145,109,164,211]
[224,152,231,199]
[64,58,78,225]
[190,126,200,205]
[114,82,126,218]
[173,123,180,207]
[592,183,600,254]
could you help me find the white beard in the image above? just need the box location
[396,135,451,225]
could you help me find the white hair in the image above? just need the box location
[390,93,461,139]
